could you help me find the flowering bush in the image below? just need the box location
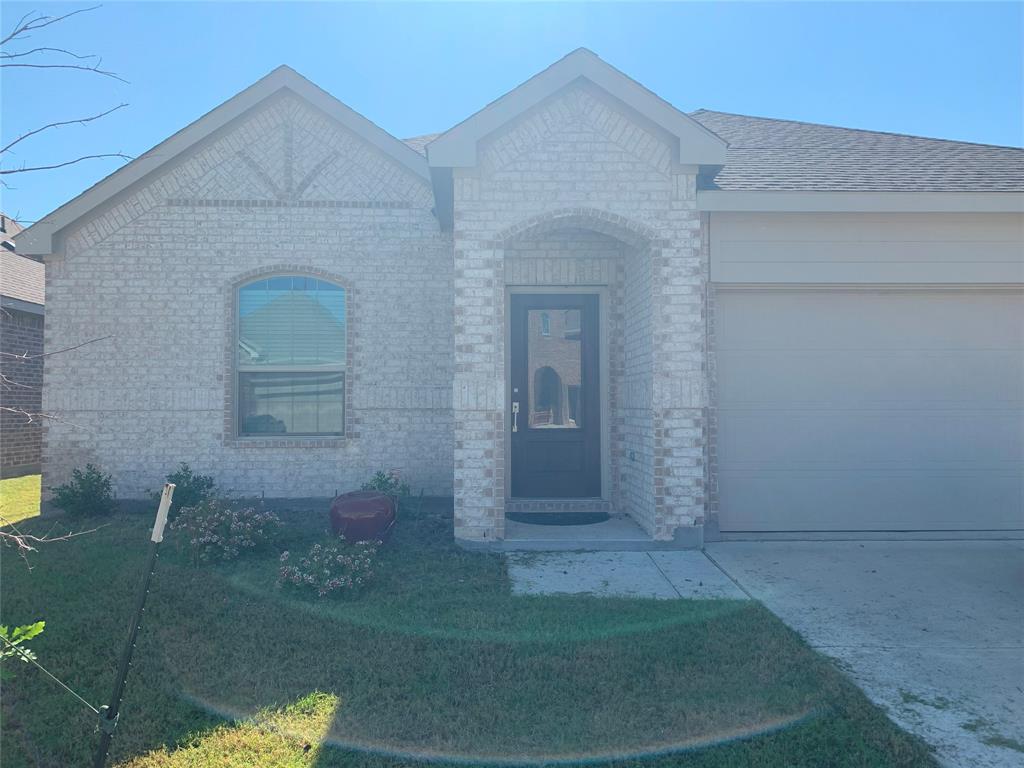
[171,499,281,563]
[278,539,379,597]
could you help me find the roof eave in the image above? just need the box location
[697,190,1024,213]
[0,295,44,315]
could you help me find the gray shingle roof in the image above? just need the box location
[687,110,1024,192]
[0,250,45,306]
[405,113,1024,192]
[403,133,441,157]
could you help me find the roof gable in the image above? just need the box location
[425,49,728,168]
[18,66,429,256]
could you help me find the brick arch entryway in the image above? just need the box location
[452,205,708,545]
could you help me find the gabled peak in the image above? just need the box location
[426,49,727,168]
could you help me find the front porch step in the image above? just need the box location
[499,515,701,552]
[505,498,613,515]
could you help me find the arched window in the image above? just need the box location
[236,275,346,436]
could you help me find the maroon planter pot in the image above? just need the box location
[329,491,396,542]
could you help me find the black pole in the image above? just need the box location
[92,483,174,768]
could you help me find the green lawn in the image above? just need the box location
[0,474,41,524]
[1,500,936,767]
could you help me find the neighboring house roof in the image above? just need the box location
[1,213,25,240]
[688,110,1024,192]
[0,250,45,308]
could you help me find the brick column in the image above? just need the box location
[649,209,707,541]
[452,241,506,542]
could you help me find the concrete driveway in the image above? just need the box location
[705,540,1024,768]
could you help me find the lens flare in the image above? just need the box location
[225,570,751,644]
[175,689,821,766]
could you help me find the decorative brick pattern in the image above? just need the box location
[63,91,433,259]
[43,96,454,499]
[1,308,43,476]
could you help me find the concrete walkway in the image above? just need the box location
[706,540,1024,768]
[506,551,748,599]
[507,540,1024,767]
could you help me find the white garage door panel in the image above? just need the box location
[717,351,1024,408]
[715,289,1024,532]
[718,471,1023,531]
[719,411,1023,468]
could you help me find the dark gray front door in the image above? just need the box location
[510,293,600,498]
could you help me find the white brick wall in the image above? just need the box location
[41,81,709,543]
[43,94,455,499]
[451,82,707,541]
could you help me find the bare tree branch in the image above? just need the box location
[0,515,105,567]
[1,45,98,61]
[0,371,34,389]
[1,105,127,155]
[0,335,112,361]
[0,6,102,48]
[1,338,111,426]
[0,406,62,424]
[0,153,131,176]
[0,62,128,83]
[0,7,129,182]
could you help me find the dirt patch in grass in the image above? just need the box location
[1,500,937,767]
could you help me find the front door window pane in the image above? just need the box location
[527,308,582,429]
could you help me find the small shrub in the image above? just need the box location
[278,539,379,597]
[171,498,281,564]
[362,469,410,498]
[151,463,215,517]
[51,464,116,517]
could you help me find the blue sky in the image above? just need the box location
[2,1,1021,223]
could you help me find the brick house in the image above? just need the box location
[15,50,1024,544]
[1,214,45,478]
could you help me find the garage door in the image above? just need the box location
[715,288,1024,532]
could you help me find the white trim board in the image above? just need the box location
[699,191,1024,213]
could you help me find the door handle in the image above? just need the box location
[512,401,519,433]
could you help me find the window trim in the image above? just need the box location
[224,266,355,446]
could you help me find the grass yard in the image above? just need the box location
[0,474,41,524]
[1,500,936,767]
